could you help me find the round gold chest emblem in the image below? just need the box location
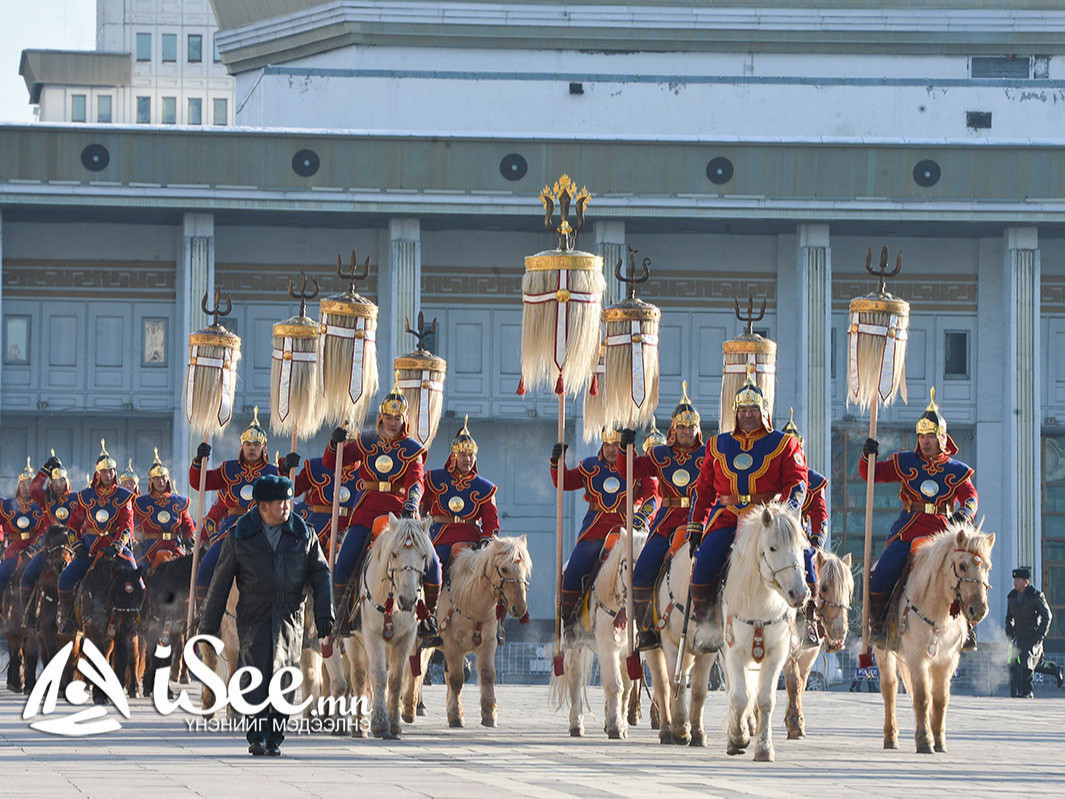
[240,484,254,501]
[671,469,691,488]
[602,477,621,494]
[374,455,394,474]
[733,453,754,471]
[157,511,172,524]
[339,486,351,503]
[919,479,939,498]
[94,509,110,524]
[448,496,466,513]
[55,507,70,521]
[16,515,30,530]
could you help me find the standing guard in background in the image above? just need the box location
[0,459,45,600]
[287,450,358,557]
[57,441,136,634]
[685,375,808,652]
[619,384,706,651]
[552,426,660,642]
[327,382,437,638]
[1006,566,1060,697]
[421,416,500,577]
[134,450,196,570]
[31,452,77,529]
[862,389,979,649]
[190,407,279,604]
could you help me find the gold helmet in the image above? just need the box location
[48,449,68,481]
[19,457,34,483]
[95,439,117,473]
[148,448,170,481]
[915,387,947,437]
[451,415,478,455]
[601,425,622,446]
[781,408,803,447]
[120,458,140,487]
[240,406,268,445]
[642,420,667,454]
[671,380,700,427]
[733,367,772,432]
[379,372,409,417]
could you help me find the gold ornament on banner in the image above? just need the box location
[394,312,447,449]
[271,272,324,441]
[720,294,776,433]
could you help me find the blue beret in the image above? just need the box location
[252,474,294,503]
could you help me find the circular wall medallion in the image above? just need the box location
[499,153,528,181]
[81,144,110,171]
[292,148,320,177]
[16,515,30,529]
[671,469,691,487]
[706,156,734,185]
[339,486,351,503]
[374,455,394,474]
[240,484,254,501]
[94,509,111,524]
[733,453,754,470]
[919,479,939,498]
[602,477,621,494]
[913,159,941,187]
[448,496,466,513]
[55,507,70,521]
[157,510,172,524]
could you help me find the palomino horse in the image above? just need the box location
[73,552,146,703]
[403,536,532,729]
[645,546,718,746]
[721,502,810,762]
[29,527,74,673]
[140,553,193,697]
[343,514,435,740]
[876,522,993,754]
[783,550,854,739]
[551,530,646,740]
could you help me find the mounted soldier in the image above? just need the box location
[552,425,659,642]
[685,373,808,652]
[133,450,196,571]
[189,407,279,605]
[120,459,141,496]
[618,383,706,651]
[327,380,438,639]
[287,453,359,556]
[862,388,979,649]
[421,416,500,578]
[31,452,77,529]
[57,440,137,635]
[0,459,45,601]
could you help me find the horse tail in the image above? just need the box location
[549,648,595,712]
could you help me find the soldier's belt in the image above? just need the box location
[359,480,393,492]
[588,502,620,514]
[19,531,33,541]
[310,505,351,517]
[718,492,776,507]
[432,515,472,525]
[903,499,949,516]
[661,497,690,509]
[224,505,245,515]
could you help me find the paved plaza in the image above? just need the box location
[0,681,1061,798]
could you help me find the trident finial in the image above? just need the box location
[539,173,591,252]
[614,244,651,299]
[865,244,903,293]
[336,249,371,294]
[733,293,767,335]
[201,289,232,326]
[288,272,320,317]
[404,311,438,351]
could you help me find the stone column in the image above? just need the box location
[175,213,215,479]
[796,224,832,484]
[382,219,421,372]
[0,210,4,454]
[595,221,625,307]
[1003,227,1042,584]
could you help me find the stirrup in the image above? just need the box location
[961,627,977,652]
[637,630,661,652]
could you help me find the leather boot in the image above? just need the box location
[559,590,581,646]
[867,591,890,648]
[57,588,75,636]
[690,578,723,653]
[803,596,821,648]
[961,624,978,652]
[419,581,441,645]
[20,584,36,627]
[632,586,660,651]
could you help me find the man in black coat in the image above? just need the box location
[199,474,333,756]
[1006,566,1060,698]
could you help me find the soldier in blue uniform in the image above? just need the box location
[288,452,360,555]
[861,389,979,648]
[133,450,197,570]
[0,459,45,601]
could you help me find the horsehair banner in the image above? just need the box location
[185,329,241,438]
[846,297,910,411]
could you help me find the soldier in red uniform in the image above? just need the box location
[328,383,436,638]
[619,383,707,651]
[133,450,196,570]
[685,376,808,651]
[31,452,77,528]
[190,408,280,602]
[862,389,979,648]
[0,459,45,599]
[57,441,137,634]
[552,426,660,640]
[120,459,140,496]
[421,416,500,577]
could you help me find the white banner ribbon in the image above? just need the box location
[322,318,376,405]
[847,311,908,403]
[271,338,318,422]
[605,320,659,408]
[522,270,602,372]
[186,345,238,428]
[397,371,444,445]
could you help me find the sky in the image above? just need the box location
[0,0,97,123]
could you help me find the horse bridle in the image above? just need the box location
[761,549,804,593]
[491,564,529,604]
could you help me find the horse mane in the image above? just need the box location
[594,530,648,607]
[726,501,805,605]
[450,536,532,612]
[39,524,69,549]
[907,519,993,594]
[819,550,855,605]
[375,516,434,564]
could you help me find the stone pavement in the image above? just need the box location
[0,683,1062,798]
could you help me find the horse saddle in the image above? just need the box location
[881,557,915,654]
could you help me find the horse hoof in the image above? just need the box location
[916,743,934,755]
[449,718,465,729]
[650,718,660,731]
[934,744,946,753]
[674,732,691,746]
[606,728,622,740]
[569,726,584,738]
[689,732,706,748]
[754,747,775,762]
[402,713,415,724]
[350,727,368,739]
[383,731,400,741]
[727,744,746,756]
[416,703,427,717]
[883,739,899,750]
[787,730,804,740]
[481,717,496,728]
[659,731,674,745]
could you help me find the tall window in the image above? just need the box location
[188,34,202,63]
[944,331,970,379]
[162,33,177,63]
[70,94,86,123]
[161,96,177,124]
[1043,433,1065,650]
[97,95,112,123]
[136,96,151,124]
[212,97,227,126]
[188,97,202,125]
[136,32,151,62]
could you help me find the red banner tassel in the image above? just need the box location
[554,374,564,395]
[519,612,530,625]
[321,640,334,658]
[614,607,627,631]
[949,599,960,619]
[516,376,526,395]
[495,602,506,621]
[409,653,422,677]
[589,373,599,396]
[415,599,429,621]
[626,653,643,681]
[553,653,565,676]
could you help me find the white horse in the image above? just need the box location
[344,513,435,740]
[645,546,717,747]
[299,595,349,728]
[783,549,854,739]
[550,530,646,739]
[876,522,993,754]
[404,536,532,728]
[722,502,810,762]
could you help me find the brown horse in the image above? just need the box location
[72,552,146,703]
[29,527,74,673]
[139,553,192,697]
[2,555,38,694]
